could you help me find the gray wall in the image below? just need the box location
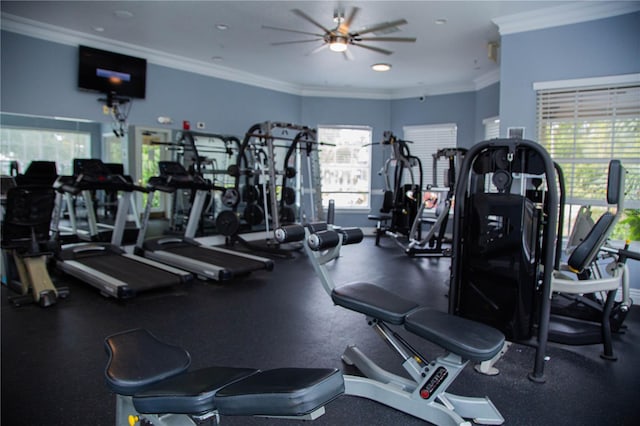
[498,11,640,137]
[0,31,302,135]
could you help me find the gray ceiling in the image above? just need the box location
[2,1,635,98]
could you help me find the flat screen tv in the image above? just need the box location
[78,45,146,99]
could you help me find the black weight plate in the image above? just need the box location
[282,187,296,205]
[242,185,259,203]
[280,206,296,224]
[243,204,264,226]
[215,210,240,236]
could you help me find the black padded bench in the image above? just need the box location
[104,329,344,422]
[332,282,505,362]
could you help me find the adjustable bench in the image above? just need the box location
[104,328,344,425]
[276,223,506,425]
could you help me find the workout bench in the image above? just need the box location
[104,328,344,425]
[275,223,506,425]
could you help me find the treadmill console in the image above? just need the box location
[157,161,208,188]
[73,159,115,182]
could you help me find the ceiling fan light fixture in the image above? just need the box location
[371,63,392,72]
[329,37,348,52]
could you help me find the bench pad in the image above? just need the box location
[216,368,345,417]
[133,366,258,414]
[404,308,505,362]
[331,282,419,325]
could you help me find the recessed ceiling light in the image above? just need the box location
[114,10,134,19]
[435,18,447,25]
[92,26,105,32]
[371,63,391,72]
[216,24,229,31]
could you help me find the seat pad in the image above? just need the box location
[215,368,344,417]
[133,366,258,414]
[331,282,419,325]
[404,308,505,362]
[104,329,191,395]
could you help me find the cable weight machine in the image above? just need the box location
[220,121,324,256]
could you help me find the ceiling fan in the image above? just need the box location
[263,7,416,59]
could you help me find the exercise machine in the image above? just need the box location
[275,223,506,425]
[368,131,423,248]
[1,185,69,307]
[53,159,191,298]
[56,160,140,242]
[225,121,321,256]
[405,147,466,257]
[449,140,638,381]
[449,138,559,381]
[547,160,638,359]
[135,161,274,280]
[104,328,344,425]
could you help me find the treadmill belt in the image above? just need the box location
[165,245,270,276]
[79,254,182,291]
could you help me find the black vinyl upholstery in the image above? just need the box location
[216,368,344,417]
[104,329,191,395]
[105,329,345,417]
[331,282,419,325]
[405,308,505,362]
[566,160,625,273]
[133,367,258,414]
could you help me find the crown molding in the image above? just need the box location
[474,68,501,91]
[493,1,640,35]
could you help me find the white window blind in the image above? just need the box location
[483,116,500,140]
[403,123,457,188]
[536,83,639,209]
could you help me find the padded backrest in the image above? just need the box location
[380,190,394,213]
[1,186,55,247]
[566,160,626,272]
[607,160,624,206]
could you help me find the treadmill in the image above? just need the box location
[53,159,192,298]
[134,161,274,280]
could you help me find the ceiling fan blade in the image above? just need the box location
[343,48,355,61]
[357,36,417,43]
[338,7,360,34]
[292,9,333,34]
[262,25,323,38]
[309,44,329,55]
[271,39,324,46]
[354,19,408,36]
[351,43,393,55]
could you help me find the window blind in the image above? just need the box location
[536,83,639,208]
[403,123,458,188]
[483,116,500,140]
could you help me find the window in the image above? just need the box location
[483,116,500,140]
[403,124,458,187]
[317,126,371,209]
[0,127,91,176]
[535,77,640,240]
